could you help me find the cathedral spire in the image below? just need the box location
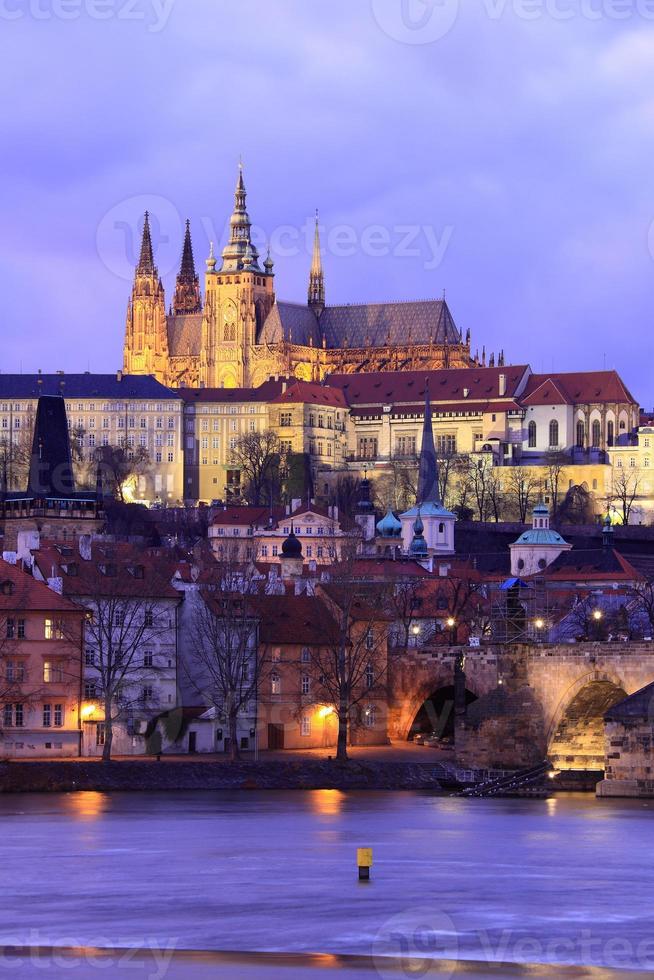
[220,161,260,273]
[417,379,441,506]
[308,210,325,315]
[136,211,155,276]
[172,219,202,315]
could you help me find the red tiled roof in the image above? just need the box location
[177,379,289,403]
[350,399,522,418]
[0,559,83,613]
[326,366,530,406]
[270,381,348,407]
[32,541,180,599]
[211,506,285,528]
[521,371,637,407]
[247,595,338,644]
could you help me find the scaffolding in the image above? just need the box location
[489,577,552,644]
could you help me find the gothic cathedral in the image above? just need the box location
[123,165,491,389]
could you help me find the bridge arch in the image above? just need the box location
[404,683,479,743]
[548,672,627,771]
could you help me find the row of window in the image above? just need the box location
[2,702,63,728]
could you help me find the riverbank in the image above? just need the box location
[0,758,445,793]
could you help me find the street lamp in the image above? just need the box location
[446,617,457,646]
[592,609,603,621]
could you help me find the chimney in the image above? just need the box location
[281,381,287,394]
[498,373,506,397]
[116,370,123,382]
[463,388,470,398]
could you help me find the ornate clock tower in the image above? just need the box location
[199,164,275,388]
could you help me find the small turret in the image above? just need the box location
[172,219,202,315]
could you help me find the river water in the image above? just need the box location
[0,790,652,978]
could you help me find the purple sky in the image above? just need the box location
[1,1,653,402]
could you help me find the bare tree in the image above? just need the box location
[450,455,475,520]
[185,563,265,761]
[544,451,567,519]
[94,444,151,503]
[505,467,540,523]
[610,467,642,525]
[300,541,393,761]
[229,429,287,506]
[70,570,173,761]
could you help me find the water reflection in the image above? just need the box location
[309,789,344,817]
[62,791,109,822]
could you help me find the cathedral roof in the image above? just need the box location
[258,298,462,350]
[319,299,460,348]
[167,313,203,357]
[258,302,320,346]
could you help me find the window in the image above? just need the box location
[357,436,378,460]
[591,419,601,449]
[5,618,14,639]
[96,723,106,746]
[143,651,153,667]
[395,435,416,457]
[301,674,310,695]
[576,420,585,449]
[144,609,154,628]
[44,661,64,683]
[3,704,12,727]
[617,458,623,468]
[54,704,63,727]
[528,420,537,448]
[548,419,559,448]
[6,661,25,682]
[17,619,25,639]
[301,648,311,663]
[436,434,457,455]
[365,629,374,651]
[271,673,281,695]
[607,420,614,447]
[44,619,64,640]
[141,685,153,701]
[363,705,376,729]
[84,682,97,699]
[14,703,24,727]
[301,715,311,736]
[365,663,374,689]
[43,704,51,728]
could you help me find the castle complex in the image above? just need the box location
[122,165,485,389]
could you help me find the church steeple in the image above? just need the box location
[137,211,155,276]
[308,210,325,316]
[416,379,441,506]
[220,161,260,273]
[172,219,202,315]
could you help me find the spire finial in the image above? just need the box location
[173,219,202,315]
[308,210,325,314]
[136,211,155,276]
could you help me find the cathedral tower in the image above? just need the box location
[200,164,275,388]
[123,212,168,381]
[172,219,202,315]
[308,210,325,316]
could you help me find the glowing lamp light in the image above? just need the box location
[318,706,334,718]
[592,610,603,621]
[446,617,456,628]
[80,703,96,720]
[535,618,545,630]
[411,625,420,636]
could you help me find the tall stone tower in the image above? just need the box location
[200,164,275,388]
[123,212,168,381]
[172,219,202,315]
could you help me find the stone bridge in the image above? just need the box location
[388,642,654,770]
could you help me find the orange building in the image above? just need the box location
[0,559,85,757]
